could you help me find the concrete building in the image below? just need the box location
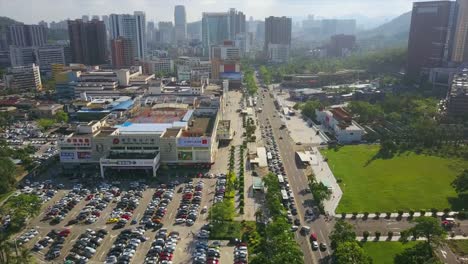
[202,12,230,54]
[3,64,42,91]
[407,1,456,79]
[32,103,63,118]
[210,41,241,81]
[187,21,202,41]
[315,107,365,144]
[327,34,356,57]
[145,57,174,74]
[111,37,134,68]
[447,67,468,118]
[228,9,246,40]
[267,44,290,63]
[9,45,68,71]
[265,16,292,62]
[452,0,468,63]
[176,57,211,81]
[68,19,107,65]
[174,5,187,43]
[8,24,47,47]
[158,22,174,44]
[109,12,147,59]
[59,96,221,177]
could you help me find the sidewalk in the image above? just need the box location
[310,147,342,216]
[356,235,468,242]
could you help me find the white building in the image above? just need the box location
[267,43,290,63]
[315,107,365,144]
[146,57,174,74]
[3,64,42,91]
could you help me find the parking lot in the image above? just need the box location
[12,174,222,264]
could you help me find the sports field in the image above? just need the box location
[321,145,465,212]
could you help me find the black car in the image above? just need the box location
[291,208,298,215]
[294,219,300,226]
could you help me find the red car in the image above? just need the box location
[310,233,318,241]
[59,229,71,237]
[85,194,94,201]
[206,258,219,264]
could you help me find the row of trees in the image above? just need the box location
[307,173,331,214]
[37,110,69,131]
[250,173,304,264]
[243,65,258,95]
[330,220,372,263]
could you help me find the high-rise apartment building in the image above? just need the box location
[158,22,174,44]
[407,1,456,78]
[3,64,42,91]
[10,45,67,70]
[452,0,468,62]
[265,16,292,62]
[202,12,230,53]
[68,19,107,65]
[228,9,246,40]
[8,24,48,47]
[328,34,356,57]
[109,12,147,59]
[174,5,187,42]
[111,37,134,68]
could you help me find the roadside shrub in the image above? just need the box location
[341,212,346,219]
[388,231,393,239]
[375,231,381,240]
[363,231,370,240]
[386,212,391,219]
[457,211,467,220]
[443,208,451,214]
[431,208,438,217]
[363,212,369,220]
[420,210,426,216]
[240,208,244,214]
[398,210,404,216]
[409,210,414,216]
[239,200,244,207]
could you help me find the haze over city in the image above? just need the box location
[0,0,416,24]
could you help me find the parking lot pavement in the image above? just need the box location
[220,245,235,263]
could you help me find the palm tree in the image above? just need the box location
[14,247,33,264]
[0,239,13,264]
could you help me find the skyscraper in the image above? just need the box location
[111,37,134,68]
[264,16,292,62]
[174,5,187,42]
[452,0,468,63]
[68,19,107,65]
[8,24,48,47]
[202,12,230,54]
[228,9,246,40]
[407,1,455,78]
[109,12,147,60]
[158,22,174,44]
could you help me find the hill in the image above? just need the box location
[357,11,411,51]
[0,16,19,34]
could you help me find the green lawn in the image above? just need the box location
[447,240,468,256]
[362,241,419,264]
[322,145,465,213]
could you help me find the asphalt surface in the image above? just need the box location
[256,82,333,264]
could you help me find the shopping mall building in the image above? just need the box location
[58,96,223,177]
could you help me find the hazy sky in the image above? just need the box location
[0,0,417,24]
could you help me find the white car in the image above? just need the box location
[312,241,319,250]
[175,218,186,224]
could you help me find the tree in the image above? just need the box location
[301,100,322,120]
[335,241,372,264]
[54,110,68,123]
[402,217,446,256]
[452,170,468,193]
[37,118,55,131]
[0,157,16,194]
[330,220,356,249]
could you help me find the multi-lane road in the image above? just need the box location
[254,77,333,264]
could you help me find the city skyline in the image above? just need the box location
[0,0,418,25]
